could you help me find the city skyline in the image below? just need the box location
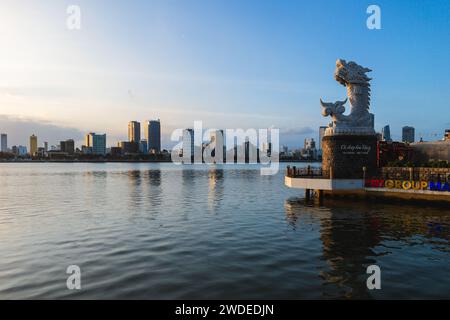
[0,1,449,148]
[2,122,449,157]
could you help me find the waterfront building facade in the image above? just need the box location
[110,147,122,156]
[81,146,93,154]
[13,145,27,156]
[411,135,450,163]
[139,140,148,154]
[86,133,106,155]
[118,141,139,154]
[60,139,75,155]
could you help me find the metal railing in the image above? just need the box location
[377,167,450,183]
[286,165,324,178]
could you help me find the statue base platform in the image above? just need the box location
[322,134,378,179]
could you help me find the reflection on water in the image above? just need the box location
[146,170,162,210]
[285,199,450,299]
[0,162,448,299]
[125,169,164,219]
[128,170,143,209]
[208,169,224,212]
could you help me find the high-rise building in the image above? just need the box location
[304,138,316,150]
[209,130,224,162]
[1,133,7,152]
[402,126,415,143]
[182,129,194,161]
[85,133,106,155]
[243,137,258,163]
[319,126,327,150]
[44,142,48,152]
[85,133,91,148]
[302,138,318,160]
[210,130,224,147]
[145,120,161,153]
[382,125,392,142]
[30,134,38,156]
[128,121,141,143]
[60,139,75,155]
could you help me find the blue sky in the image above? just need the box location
[0,0,449,148]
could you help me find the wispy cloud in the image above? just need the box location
[0,115,84,147]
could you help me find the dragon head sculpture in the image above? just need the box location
[334,59,372,87]
[320,59,375,135]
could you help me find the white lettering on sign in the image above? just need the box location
[340,144,371,155]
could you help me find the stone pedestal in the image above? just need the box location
[322,135,378,179]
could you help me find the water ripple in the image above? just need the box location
[0,163,449,299]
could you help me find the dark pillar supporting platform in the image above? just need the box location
[305,189,311,201]
[310,189,324,205]
[316,189,324,203]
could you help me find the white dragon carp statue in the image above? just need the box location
[321,59,375,136]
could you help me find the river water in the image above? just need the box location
[0,162,448,299]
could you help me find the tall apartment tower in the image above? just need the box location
[382,125,392,142]
[145,120,161,153]
[0,134,7,152]
[402,126,415,143]
[30,134,38,156]
[182,129,194,161]
[128,121,141,143]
